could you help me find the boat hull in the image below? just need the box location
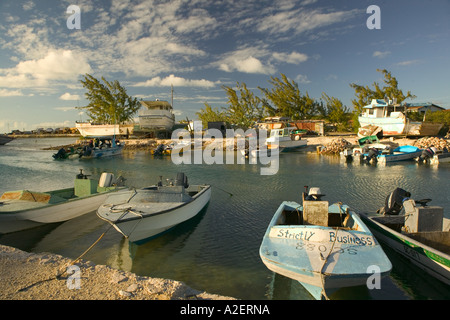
[0,188,123,234]
[80,145,123,159]
[360,213,450,285]
[377,146,422,164]
[76,122,134,138]
[259,201,391,299]
[97,185,211,243]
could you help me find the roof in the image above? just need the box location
[140,100,172,109]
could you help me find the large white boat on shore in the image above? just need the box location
[75,122,134,138]
[138,100,175,131]
[358,99,443,137]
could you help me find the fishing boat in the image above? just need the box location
[266,127,307,151]
[0,171,126,234]
[259,187,392,300]
[415,147,450,165]
[358,99,443,137]
[76,122,134,138]
[97,173,211,244]
[79,138,124,159]
[360,188,450,285]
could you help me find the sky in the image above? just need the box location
[0,0,449,133]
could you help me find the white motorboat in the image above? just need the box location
[76,122,134,138]
[0,171,126,234]
[97,173,211,243]
[266,127,307,151]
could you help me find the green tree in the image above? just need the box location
[321,93,350,131]
[196,103,228,127]
[222,82,263,129]
[258,73,319,119]
[79,74,140,123]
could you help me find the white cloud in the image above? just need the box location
[373,51,391,58]
[295,74,311,84]
[0,89,24,97]
[0,50,91,89]
[272,51,308,64]
[395,60,421,66]
[59,93,81,100]
[216,47,276,74]
[133,75,217,88]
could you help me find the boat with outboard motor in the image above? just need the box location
[0,170,126,234]
[360,188,450,285]
[259,186,392,300]
[96,173,211,244]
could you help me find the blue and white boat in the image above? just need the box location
[376,145,422,164]
[80,138,124,159]
[259,187,392,299]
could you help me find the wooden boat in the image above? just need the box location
[0,171,126,234]
[259,187,392,299]
[266,127,307,151]
[97,173,211,244]
[358,99,443,137]
[360,188,450,285]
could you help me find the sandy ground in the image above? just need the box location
[0,245,235,300]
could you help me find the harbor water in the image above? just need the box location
[0,137,449,300]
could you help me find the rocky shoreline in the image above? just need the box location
[0,245,235,300]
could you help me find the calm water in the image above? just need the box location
[1,137,449,300]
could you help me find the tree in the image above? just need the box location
[196,103,228,127]
[79,74,140,123]
[321,93,350,131]
[222,82,264,129]
[258,73,319,120]
[350,69,416,113]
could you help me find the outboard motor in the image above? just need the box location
[53,147,66,159]
[419,147,437,163]
[154,144,165,155]
[383,188,411,215]
[175,172,189,188]
[364,147,378,163]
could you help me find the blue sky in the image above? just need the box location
[0,0,449,133]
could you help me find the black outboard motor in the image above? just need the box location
[364,147,378,163]
[175,172,189,188]
[153,144,165,155]
[383,188,411,215]
[53,147,66,159]
[419,147,436,162]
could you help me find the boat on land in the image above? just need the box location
[358,99,443,137]
[97,173,211,244]
[0,171,126,234]
[266,127,307,151]
[138,100,175,132]
[75,122,134,138]
[360,188,450,285]
[259,187,392,300]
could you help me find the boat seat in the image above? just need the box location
[303,200,329,227]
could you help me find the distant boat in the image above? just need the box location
[76,122,134,138]
[97,173,211,243]
[0,135,13,145]
[0,171,126,234]
[259,187,392,299]
[360,188,450,285]
[376,145,423,164]
[266,127,307,151]
[358,99,443,137]
[79,138,124,159]
[138,100,175,132]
